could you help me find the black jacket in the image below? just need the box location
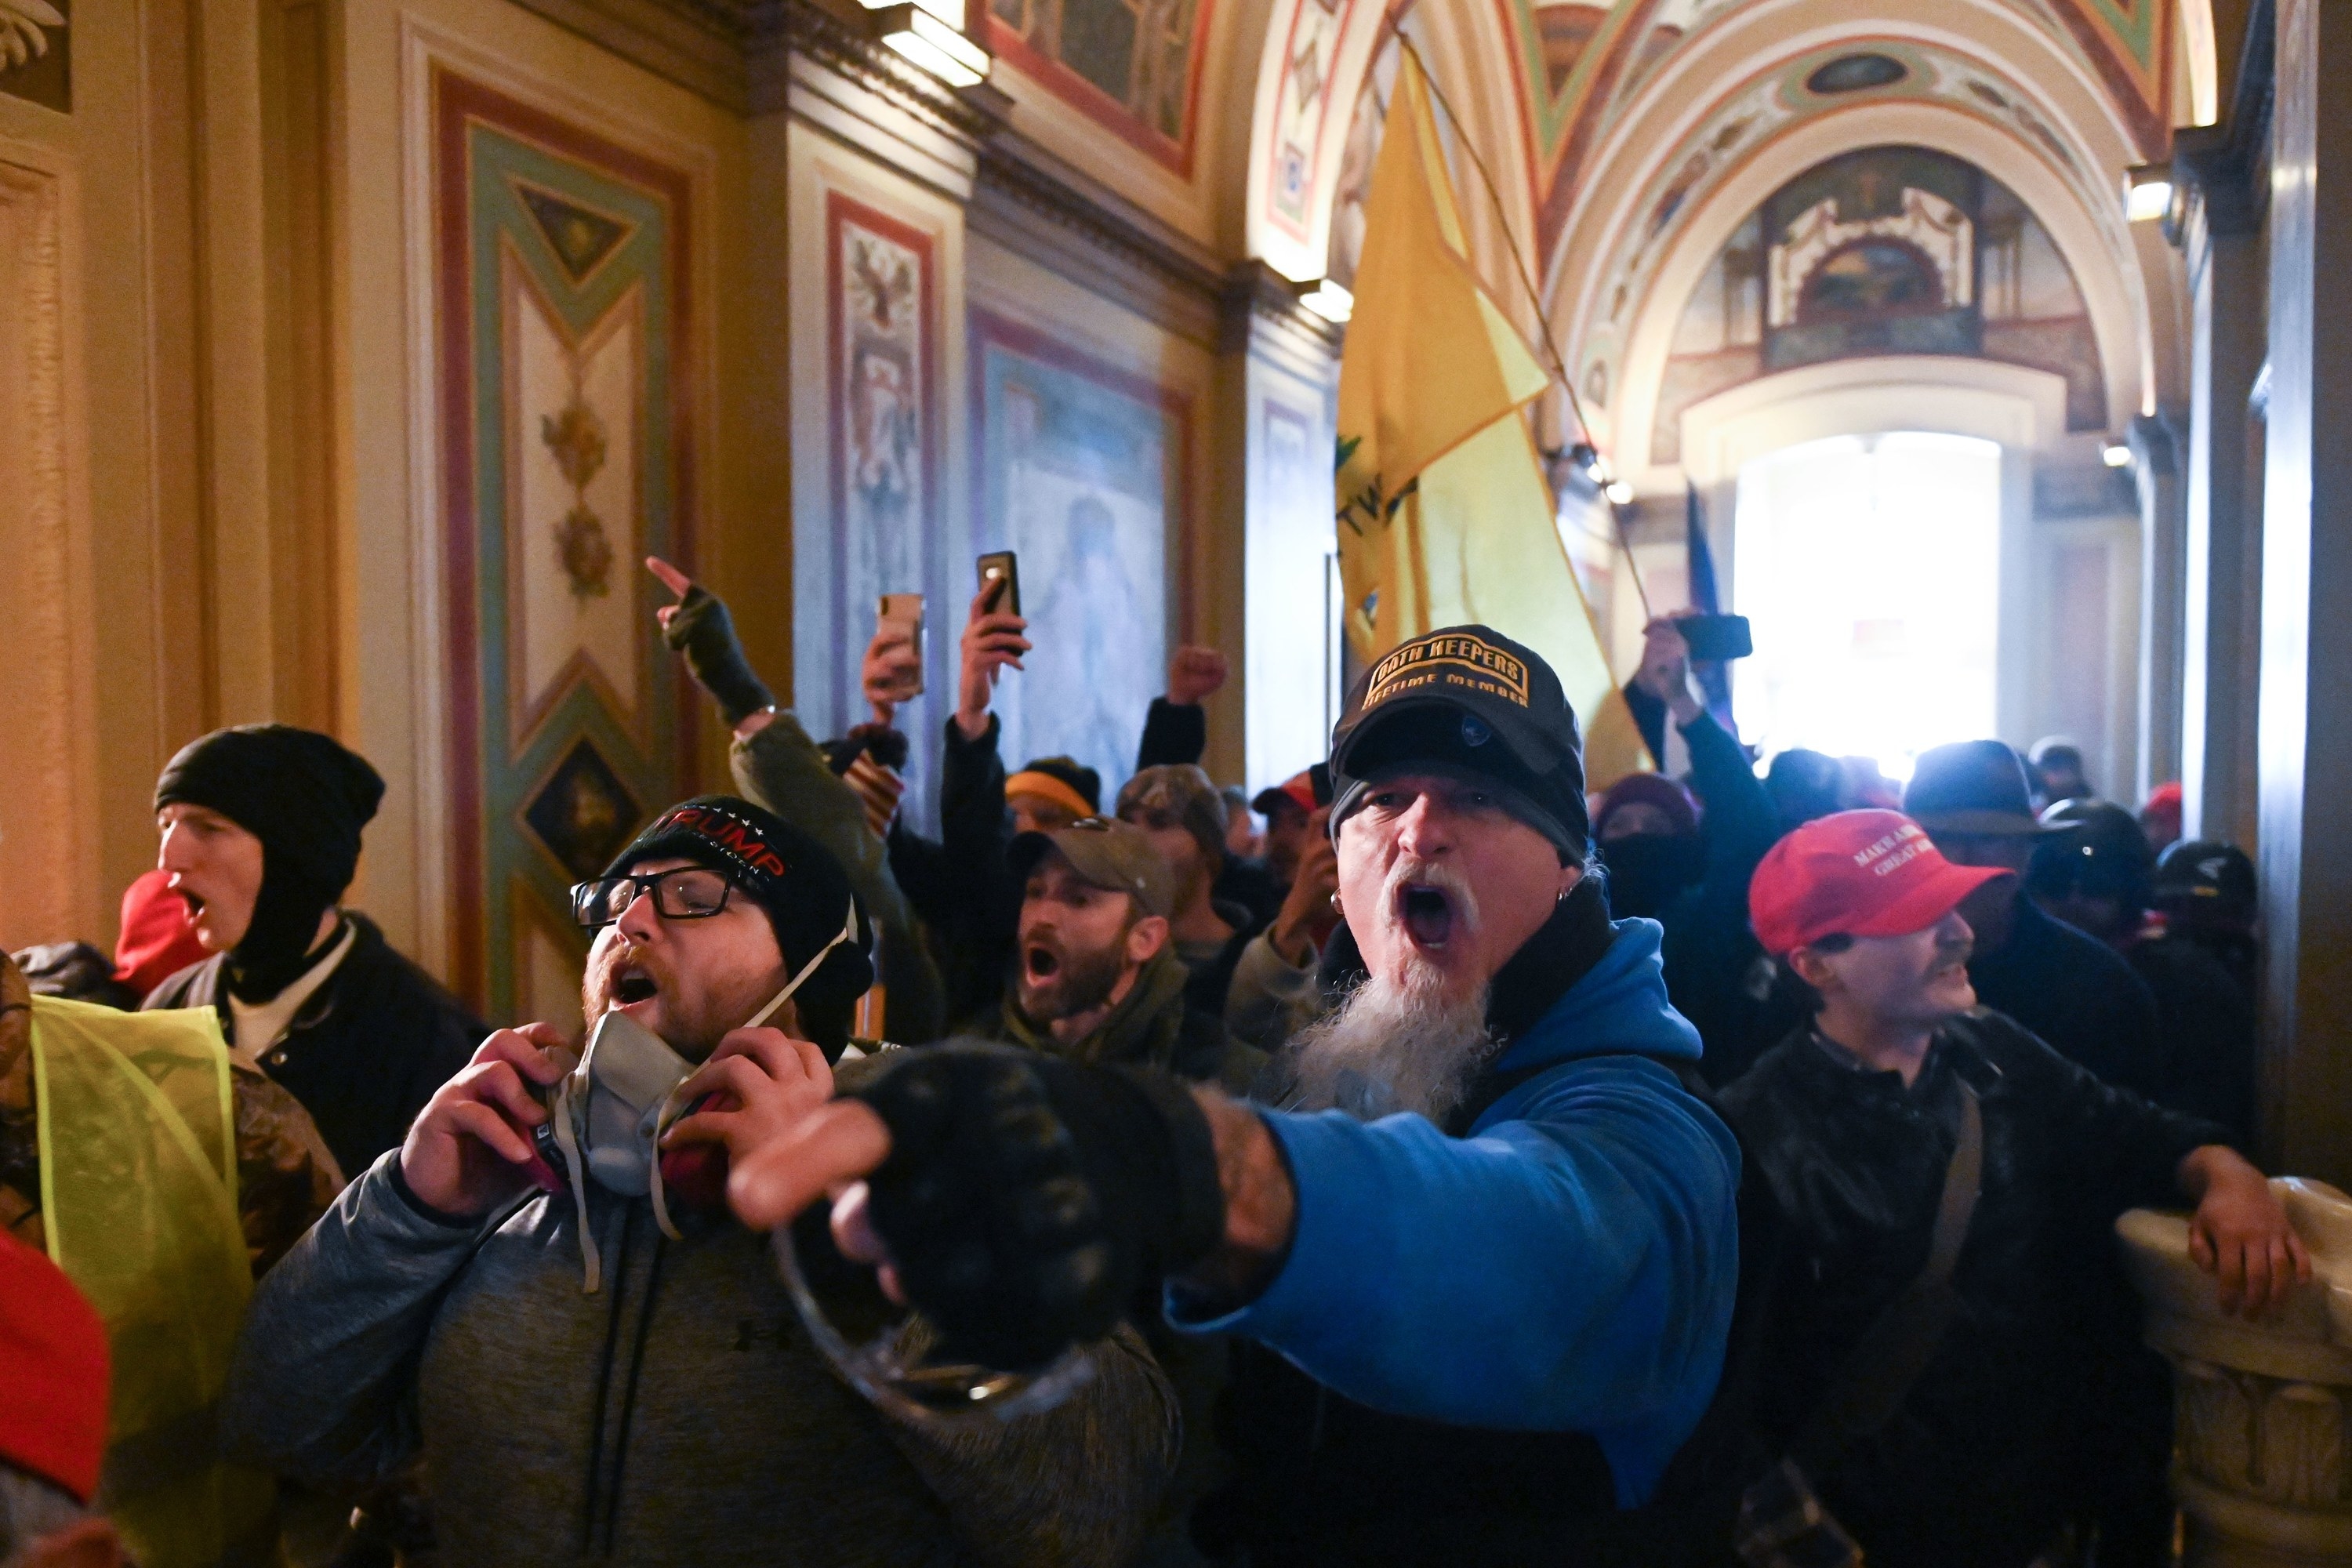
[1968,895,2163,1101]
[1717,1011,2226,1568]
[145,913,485,1178]
[2128,931,2257,1143]
[1645,710,1798,1085]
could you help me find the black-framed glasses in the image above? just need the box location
[570,868,734,929]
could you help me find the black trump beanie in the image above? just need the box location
[603,797,876,1019]
[154,724,386,1002]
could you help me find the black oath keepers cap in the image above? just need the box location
[1328,624,1589,858]
[599,796,876,1012]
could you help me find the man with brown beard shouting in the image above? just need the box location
[728,626,1743,1566]
[979,816,1260,1090]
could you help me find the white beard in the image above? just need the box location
[1279,964,1499,1124]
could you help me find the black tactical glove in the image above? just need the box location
[848,1043,1225,1370]
[662,585,777,726]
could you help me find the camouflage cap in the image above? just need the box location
[1009,817,1178,920]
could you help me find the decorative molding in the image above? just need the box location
[0,0,67,113]
[432,67,699,1018]
[2175,0,2273,239]
[764,1,995,130]
[500,0,1285,363]
[0,156,80,945]
[2121,1182,2352,1564]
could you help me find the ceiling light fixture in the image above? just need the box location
[870,3,989,86]
[1296,278,1353,323]
[2123,165,2174,223]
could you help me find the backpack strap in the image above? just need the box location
[1790,1080,1983,1471]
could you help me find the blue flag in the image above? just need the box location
[1686,486,1735,725]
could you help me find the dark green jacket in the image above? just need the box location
[985,946,1262,1094]
[730,713,947,1044]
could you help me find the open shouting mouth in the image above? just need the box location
[1025,942,1062,983]
[611,959,661,1012]
[1397,881,1458,950]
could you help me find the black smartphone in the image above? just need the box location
[1677,612,1753,662]
[977,550,1021,617]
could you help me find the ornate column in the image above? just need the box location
[2119,1179,2352,1566]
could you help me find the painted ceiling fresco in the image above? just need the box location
[988,0,1214,173]
[1566,37,2136,425]
[1649,144,2109,462]
[1502,0,2176,253]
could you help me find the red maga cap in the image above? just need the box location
[1749,808,2013,957]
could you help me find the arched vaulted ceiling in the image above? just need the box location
[1239,0,2205,476]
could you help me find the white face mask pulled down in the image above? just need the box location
[543,900,859,1292]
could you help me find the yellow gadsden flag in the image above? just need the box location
[1334,51,1648,786]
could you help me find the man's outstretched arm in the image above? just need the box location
[730,1051,1739,1439]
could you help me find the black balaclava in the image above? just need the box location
[154,725,386,1004]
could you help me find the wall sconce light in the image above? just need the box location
[866,1,990,86]
[2123,165,2175,224]
[1296,279,1353,323]
[2102,441,2133,468]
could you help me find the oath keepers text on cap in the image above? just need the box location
[1365,633,1531,710]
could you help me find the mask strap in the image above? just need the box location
[550,1076,601,1293]
[743,899,861,1033]
[648,898,862,1242]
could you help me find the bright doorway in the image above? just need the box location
[1732,431,2004,780]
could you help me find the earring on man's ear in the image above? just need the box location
[1329,892,1342,914]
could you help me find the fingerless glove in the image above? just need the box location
[663,585,776,726]
[849,1043,1225,1370]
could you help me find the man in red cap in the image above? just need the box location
[1718,809,2303,1568]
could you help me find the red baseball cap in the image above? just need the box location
[1749,809,2013,956]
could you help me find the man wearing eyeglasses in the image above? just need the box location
[222,796,1175,1568]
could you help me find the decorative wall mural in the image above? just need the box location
[1266,0,1364,241]
[2044,0,2174,156]
[1573,39,2129,435]
[0,0,67,112]
[986,0,1213,172]
[826,193,943,822]
[1648,145,2107,459]
[435,70,695,1024]
[971,311,1189,797]
[1762,146,1978,366]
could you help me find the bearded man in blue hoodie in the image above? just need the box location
[732,624,1743,1565]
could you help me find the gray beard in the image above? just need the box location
[1279,967,1499,1124]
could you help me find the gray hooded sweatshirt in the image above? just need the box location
[221,1154,1174,1566]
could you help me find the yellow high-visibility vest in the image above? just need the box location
[31,996,275,1568]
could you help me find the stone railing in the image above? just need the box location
[2119,1179,2352,1566]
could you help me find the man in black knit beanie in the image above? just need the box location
[145,724,485,1177]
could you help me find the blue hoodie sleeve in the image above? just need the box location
[1169,1055,1740,1504]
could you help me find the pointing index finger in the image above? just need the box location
[644,555,693,600]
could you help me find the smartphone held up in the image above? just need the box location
[876,593,924,701]
[977,550,1021,618]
